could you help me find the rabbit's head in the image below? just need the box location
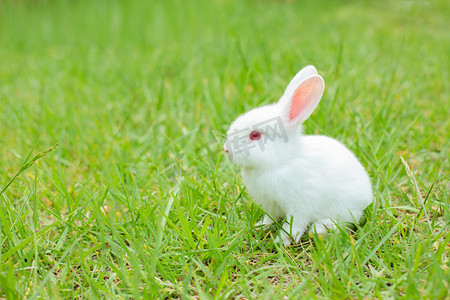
[224,66,325,169]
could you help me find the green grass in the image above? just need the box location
[0,0,449,298]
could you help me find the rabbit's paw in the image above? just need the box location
[254,215,274,227]
[308,218,336,235]
[274,233,292,246]
[274,220,307,246]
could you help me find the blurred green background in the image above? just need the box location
[0,0,448,298]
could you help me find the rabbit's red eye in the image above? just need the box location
[249,130,262,141]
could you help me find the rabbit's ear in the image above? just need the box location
[279,65,318,105]
[282,75,324,125]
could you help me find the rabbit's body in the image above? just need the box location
[224,65,373,246]
[242,135,372,228]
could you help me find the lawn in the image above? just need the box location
[0,0,449,298]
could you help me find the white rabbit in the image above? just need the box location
[223,65,373,246]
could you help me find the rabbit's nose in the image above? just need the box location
[223,143,229,153]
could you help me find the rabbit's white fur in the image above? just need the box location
[224,65,372,246]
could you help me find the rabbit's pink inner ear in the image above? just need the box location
[288,76,323,123]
